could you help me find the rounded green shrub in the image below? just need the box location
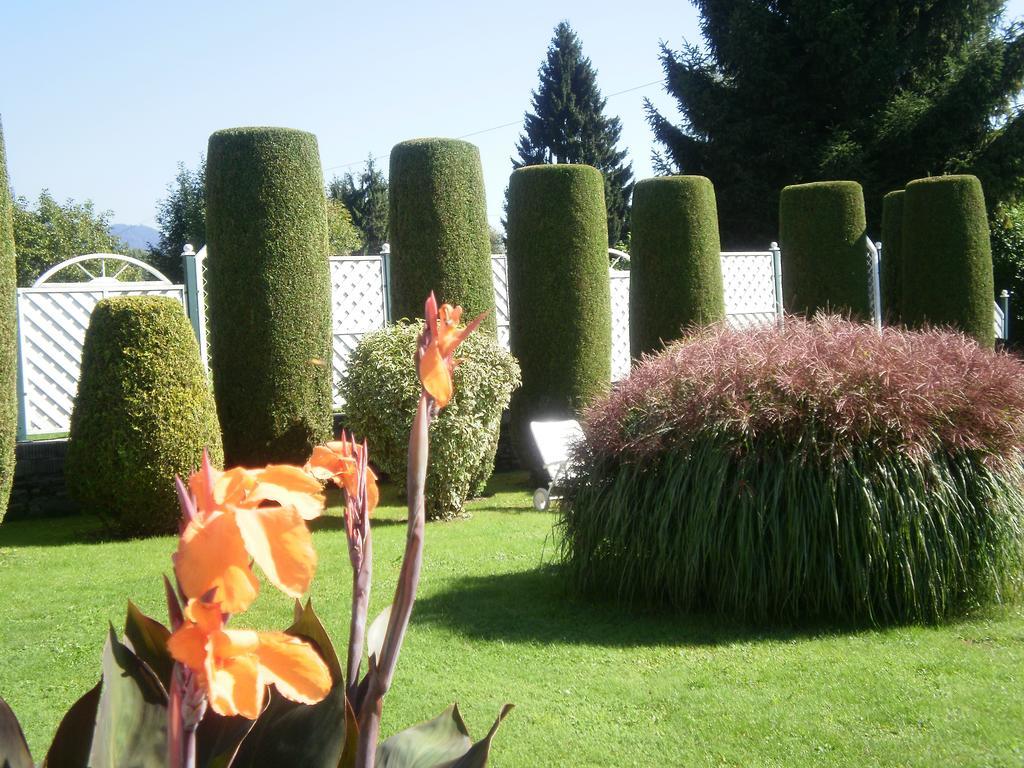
[902,175,995,348]
[560,318,1024,624]
[506,164,611,474]
[880,189,905,323]
[339,321,520,520]
[388,138,496,336]
[629,176,724,358]
[65,296,223,536]
[779,180,870,319]
[205,127,333,466]
[0,121,17,522]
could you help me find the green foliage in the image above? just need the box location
[991,199,1024,343]
[340,322,520,520]
[629,175,723,357]
[514,21,633,246]
[64,296,223,536]
[149,158,206,283]
[388,138,496,335]
[560,319,1024,624]
[205,126,333,466]
[647,1,1024,246]
[328,155,389,254]
[902,174,995,347]
[325,197,363,256]
[0,122,16,523]
[779,180,870,318]
[881,190,905,322]
[11,190,127,287]
[505,164,610,473]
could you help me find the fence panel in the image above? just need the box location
[17,280,184,438]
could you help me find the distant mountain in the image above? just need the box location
[110,223,159,250]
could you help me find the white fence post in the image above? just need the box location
[770,241,783,326]
[867,240,882,331]
[182,244,209,365]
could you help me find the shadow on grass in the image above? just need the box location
[413,564,861,648]
[0,515,146,547]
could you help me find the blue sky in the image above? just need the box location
[3,1,1023,234]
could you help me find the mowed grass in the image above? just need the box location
[0,471,1022,766]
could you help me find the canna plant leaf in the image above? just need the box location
[41,682,101,768]
[194,710,259,768]
[86,627,167,768]
[366,605,392,662]
[124,601,174,690]
[337,695,359,768]
[376,704,514,768]
[0,696,33,768]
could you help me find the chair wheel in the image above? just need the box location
[533,487,550,511]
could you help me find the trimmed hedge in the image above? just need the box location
[388,138,496,335]
[881,190,905,322]
[779,180,870,319]
[340,321,520,520]
[506,164,611,474]
[65,297,223,536]
[0,121,16,522]
[629,176,724,358]
[560,318,1024,624]
[205,127,333,466]
[902,175,995,348]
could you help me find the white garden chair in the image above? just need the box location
[529,419,585,511]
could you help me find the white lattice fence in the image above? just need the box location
[609,269,631,380]
[491,256,511,350]
[17,275,185,438]
[329,256,390,409]
[721,250,781,329]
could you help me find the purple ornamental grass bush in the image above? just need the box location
[559,317,1024,624]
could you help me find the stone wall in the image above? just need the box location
[8,440,78,520]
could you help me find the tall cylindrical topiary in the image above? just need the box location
[388,138,496,335]
[629,176,724,358]
[506,164,611,473]
[0,120,16,522]
[902,175,995,348]
[65,296,223,536]
[881,190,905,323]
[779,180,870,319]
[206,127,333,466]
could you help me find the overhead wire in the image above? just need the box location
[322,79,662,174]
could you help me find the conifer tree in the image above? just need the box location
[329,156,389,254]
[647,1,1024,248]
[513,21,633,246]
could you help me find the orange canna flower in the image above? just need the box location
[167,599,332,719]
[173,456,324,613]
[417,292,487,408]
[306,437,380,514]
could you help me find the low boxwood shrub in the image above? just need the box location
[388,138,496,335]
[65,296,223,536]
[0,121,16,522]
[340,321,520,520]
[629,175,724,358]
[559,317,1024,624]
[902,174,995,348]
[505,164,611,475]
[881,189,904,323]
[779,180,870,319]
[205,126,333,466]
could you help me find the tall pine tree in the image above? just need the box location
[513,21,634,246]
[329,156,389,254]
[647,1,1024,248]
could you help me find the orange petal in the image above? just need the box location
[166,623,209,674]
[234,506,317,599]
[174,512,259,613]
[249,465,325,521]
[256,632,332,704]
[207,652,264,719]
[418,342,453,407]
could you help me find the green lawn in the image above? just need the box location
[1,471,1022,766]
